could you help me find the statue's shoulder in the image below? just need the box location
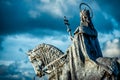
[74,24,97,37]
[74,26,80,35]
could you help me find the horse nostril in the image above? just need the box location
[37,71,42,77]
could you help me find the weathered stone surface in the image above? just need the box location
[27,43,120,80]
[27,3,120,80]
[27,43,66,79]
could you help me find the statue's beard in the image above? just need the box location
[81,17,90,23]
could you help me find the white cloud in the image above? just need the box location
[0,32,71,79]
[0,60,14,66]
[98,31,120,57]
[41,0,50,3]
[102,38,120,57]
[36,0,67,17]
[98,29,120,48]
[0,33,70,60]
[27,0,80,18]
[113,30,120,38]
[28,10,40,18]
[27,0,108,19]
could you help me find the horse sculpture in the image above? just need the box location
[27,3,120,80]
[27,43,120,80]
[27,44,68,80]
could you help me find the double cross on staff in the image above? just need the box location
[64,16,73,40]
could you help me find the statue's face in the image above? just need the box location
[80,9,90,22]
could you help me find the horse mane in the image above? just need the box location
[28,43,66,73]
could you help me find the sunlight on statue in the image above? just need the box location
[73,3,103,62]
[27,3,120,80]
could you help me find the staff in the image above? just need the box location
[64,16,73,40]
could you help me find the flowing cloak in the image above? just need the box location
[73,23,103,62]
[65,23,103,80]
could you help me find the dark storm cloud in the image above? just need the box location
[0,36,4,50]
[0,61,34,80]
[0,1,120,79]
[97,0,120,24]
[0,0,120,61]
[0,0,120,37]
[0,0,69,36]
[18,48,24,53]
[0,0,30,35]
[93,11,114,33]
[86,0,120,34]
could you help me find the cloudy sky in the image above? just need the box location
[0,0,120,79]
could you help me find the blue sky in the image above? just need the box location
[0,0,120,79]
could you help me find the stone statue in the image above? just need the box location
[27,44,67,79]
[27,3,120,80]
[73,3,103,62]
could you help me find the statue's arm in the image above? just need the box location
[74,27,79,35]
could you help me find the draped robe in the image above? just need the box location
[66,22,103,80]
[73,22,103,62]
